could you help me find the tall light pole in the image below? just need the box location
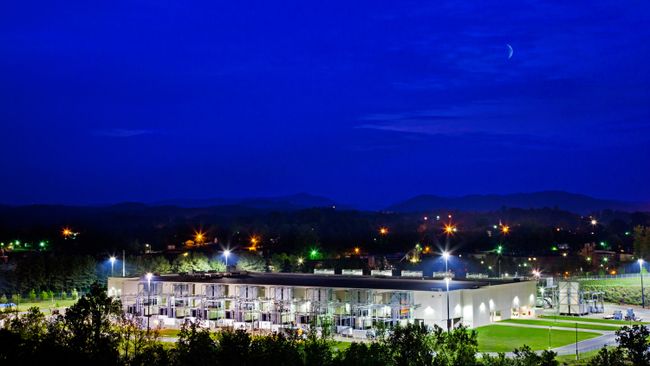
[445,276,451,332]
[442,251,450,273]
[146,272,153,330]
[224,249,231,268]
[109,256,116,277]
[442,250,452,332]
[639,259,645,308]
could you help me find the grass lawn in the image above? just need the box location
[501,319,620,331]
[475,325,601,353]
[331,340,352,352]
[556,348,603,365]
[157,328,181,338]
[14,299,78,313]
[540,315,648,325]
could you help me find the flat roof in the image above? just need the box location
[147,272,527,292]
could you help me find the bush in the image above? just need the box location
[616,325,650,365]
[0,294,7,303]
[41,290,50,301]
[11,293,21,304]
[588,347,626,366]
[28,289,37,302]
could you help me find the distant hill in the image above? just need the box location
[387,191,647,213]
[153,193,336,210]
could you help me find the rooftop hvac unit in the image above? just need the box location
[558,281,588,315]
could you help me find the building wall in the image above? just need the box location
[108,277,536,330]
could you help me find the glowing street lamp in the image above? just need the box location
[590,219,598,226]
[194,231,206,245]
[501,225,510,235]
[639,259,645,308]
[379,227,388,236]
[443,224,456,235]
[297,257,304,265]
[532,270,541,279]
[223,249,231,267]
[442,251,451,273]
[109,256,116,277]
[62,227,72,238]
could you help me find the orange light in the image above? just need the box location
[250,236,259,245]
[248,245,257,252]
[194,231,205,244]
[610,270,617,275]
[379,227,388,235]
[62,228,72,237]
[501,225,510,234]
[424,246,431,253]
[444,224,456,235]
[354,247,360,254]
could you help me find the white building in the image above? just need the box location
[108,272,535,335]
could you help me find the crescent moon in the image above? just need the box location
[507,44,514,59]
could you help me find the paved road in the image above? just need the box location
[552,332,617,356]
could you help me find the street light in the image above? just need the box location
[109,256,116,277]
[146,272,153,330]
[639,259,645,308]
[223,249,231,267]
[442,251,450,273]
[501,225,510,235]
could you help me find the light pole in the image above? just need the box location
[442,251,450,273]
[445,276,451,332]
[639,259,645,308]
[109,256,116,277]
[224,249,231,268]
[146,272,153,330]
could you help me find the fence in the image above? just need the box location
[569,273,644,281]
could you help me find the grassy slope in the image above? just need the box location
[540,315,648,325]
[14,299,78,313]
[475,325,600,353]
[501,319,619,331]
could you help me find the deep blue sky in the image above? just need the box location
[1,1,649,207]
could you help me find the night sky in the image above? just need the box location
[1,1,649,207]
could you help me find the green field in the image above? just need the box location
[331,341,352,352]
[475,325,601,353]
[556,348,603,365]
[501,319,620,331]
[540,315,648,325]
[158,328,181,338]
[12,299,78,313]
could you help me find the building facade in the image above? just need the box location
[108,272,536,336]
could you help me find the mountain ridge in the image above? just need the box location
[386,190,647,213]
